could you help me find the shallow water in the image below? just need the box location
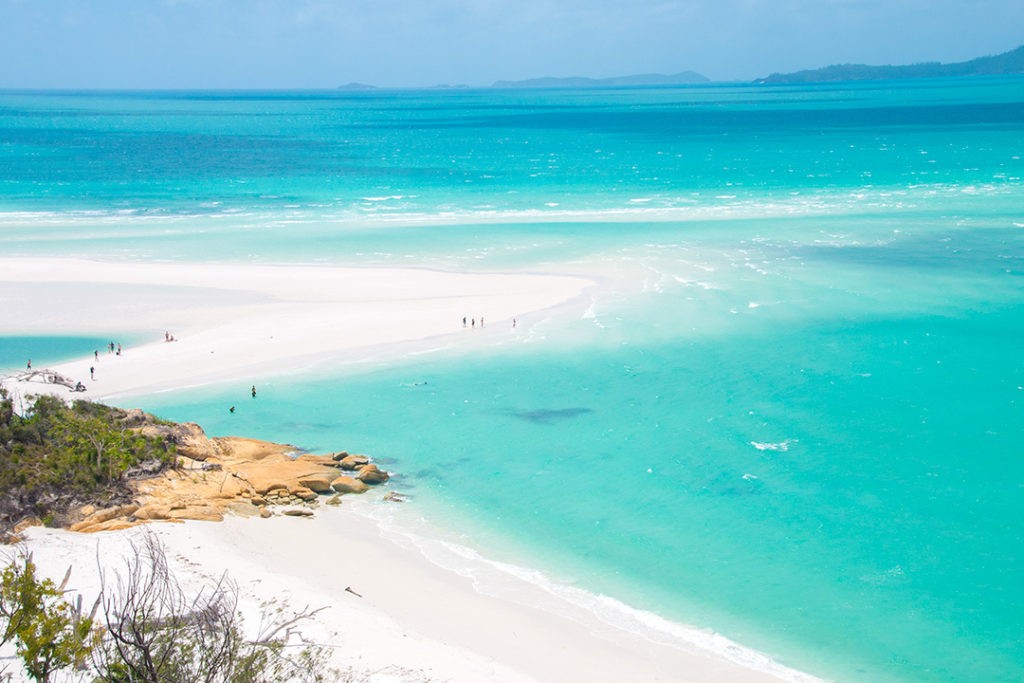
[0,335,118,373]
[2,79,1023,681]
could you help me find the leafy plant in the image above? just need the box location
[0,551,98,682]
[0,393,174,533]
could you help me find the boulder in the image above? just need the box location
[290,486,319,502]
[168,506,224,522]
[69,504,140,531]
[338,454,370,471]
[297,473,335,493]
[139,421,220,461]
[331,476,369,494]
[256,481,289,496]
[283,508,314,517]
[356,464,389,484]
[132,505,171,521]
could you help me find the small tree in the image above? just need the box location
[93,533,333,683]
[0,551,98,682]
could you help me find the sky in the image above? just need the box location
[0,0,1022,89]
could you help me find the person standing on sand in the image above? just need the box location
[94,350,99,360]
[90,366,95,380]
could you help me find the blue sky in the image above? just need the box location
[1,0,1021,88]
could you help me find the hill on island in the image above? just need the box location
[757,44,1024,84]
[492,71,709,89]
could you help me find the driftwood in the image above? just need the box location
[14,369,86,392]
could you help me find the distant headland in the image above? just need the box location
[337,45,1024,91]
[756,44,1024,84]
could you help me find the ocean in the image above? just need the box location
[1,78,1023,681]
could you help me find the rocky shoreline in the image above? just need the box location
[59,409,393,534]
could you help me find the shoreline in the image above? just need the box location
[18,504,817,683]
[1,256,820,682]
[0,256,592,402]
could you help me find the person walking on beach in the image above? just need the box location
[116,343,122,356]
[94,350,99,360]
[251,385,257,398]
[90,366,95,380]
[462,316,467,327]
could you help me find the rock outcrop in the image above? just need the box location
[59,418,393,533]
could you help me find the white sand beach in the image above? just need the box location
[17,510,808,683]
[2,256,814,682]
[0,257,590,401]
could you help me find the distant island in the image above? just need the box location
[492,71,709,88]
[338,71,710,91]
[756,44,1024,84]
[336,82,376,91]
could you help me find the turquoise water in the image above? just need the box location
[2,79,1023,681]
[0,336,116,373]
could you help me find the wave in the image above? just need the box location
[2,181,1016,230]
[750,439,798,452]
[350,499,822,682]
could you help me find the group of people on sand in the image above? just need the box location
[87,340,125,383]
[461,316,518,329]
[16,330,181,395]
[99,341,123,356]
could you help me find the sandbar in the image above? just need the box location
[0,256,590,401]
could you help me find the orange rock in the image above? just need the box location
[356,464,390,484]
[338,454,370,470]
[290,486,319,502]
[297,473,335,493]
[331,476,369,494]
[132,505,171,521]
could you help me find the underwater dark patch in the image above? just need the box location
[509,407,594,424]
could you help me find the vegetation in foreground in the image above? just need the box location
[0,534,335,683]
[0,392,175,537]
